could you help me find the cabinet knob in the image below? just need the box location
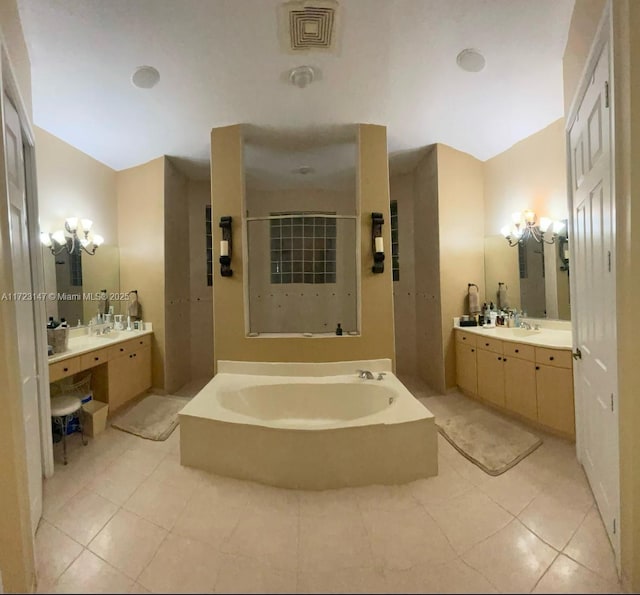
[536,366,540,370]
[129,354,133,359]
[503,358,507,362]
[462,336,466,340]
[63,367,68,372]
[471,349,475,353]
[498,357,502,361]
[120,347,124,352]
[515,349,519,353]
[549,356,555,361]
[485,343,489,346]
[94,356,99,361]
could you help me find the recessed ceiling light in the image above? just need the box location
[289,65,315,89]
[456,49,486,73]
[131,65,160,89]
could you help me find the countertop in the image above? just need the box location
[454,324,572,349]
[48,329,153,364]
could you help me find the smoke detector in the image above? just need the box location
[278,0,341,53]
[456,49,486,73]
[289,65,316,88]
[131,65,160,88]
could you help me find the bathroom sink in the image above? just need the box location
[496,327,542,338]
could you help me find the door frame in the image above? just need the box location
[565,0,620,566]
[0,42,54,479]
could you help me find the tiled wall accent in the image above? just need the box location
[269,213,337,284]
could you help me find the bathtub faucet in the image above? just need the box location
[356,369,375,380]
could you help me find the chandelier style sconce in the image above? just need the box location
[40,217,104,256]
[500,210,565,247]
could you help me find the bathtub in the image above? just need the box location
[178,359,437,489]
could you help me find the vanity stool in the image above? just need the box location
[50,394,88,465]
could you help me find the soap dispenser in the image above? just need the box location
[335,323,343,336]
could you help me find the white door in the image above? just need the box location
[5,95,42,534]
[569,41,619,555]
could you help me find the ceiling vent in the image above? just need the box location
[278,0,341,53]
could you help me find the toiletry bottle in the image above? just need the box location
[47,316,56,329]
[336,323,343,336]
[56,318,68,329]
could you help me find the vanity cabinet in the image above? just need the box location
[49,333,152,415]
[455,329,575,439]
[477,349,505,407]
[455,341,477,396]
[107,341,151,413]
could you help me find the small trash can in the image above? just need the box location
[82,400,109,437]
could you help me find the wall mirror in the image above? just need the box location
[484,220,570,319]
[243,125,359,335]
[43,243,120,325]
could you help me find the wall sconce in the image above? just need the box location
[219,216,233,277]
[371,212,385,274]
[40,217,104,255]
[500,210,565,247]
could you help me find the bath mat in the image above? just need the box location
[111,394,191,441]
[437,407,543,476]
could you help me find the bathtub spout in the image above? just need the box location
[356,369,375,380]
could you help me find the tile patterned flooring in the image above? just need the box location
[36,377,623,594]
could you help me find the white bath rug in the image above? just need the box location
[111,393,191,441]
[437,406,543,476]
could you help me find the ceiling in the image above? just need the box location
[18,0,575,181]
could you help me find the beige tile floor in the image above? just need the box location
[36,378,623,594]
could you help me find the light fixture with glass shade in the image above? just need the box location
[500,210,565,247]
[40,217,104,255]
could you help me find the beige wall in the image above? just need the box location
[34,127,120,323]
[188,179,214,380]
[611,1,640,590]
[413,149,443,390]
[117,158,166,390]
[0,1,36,592]
[246,189,357,334]
[436,144,485,391]
[483,119,569,319]
[390,173,417,378]
[211,124,395,369]
[164,159,190,393]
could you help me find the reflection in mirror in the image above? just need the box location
[243,125,358,334]
[43,244,120,325]
[484,221,570,320]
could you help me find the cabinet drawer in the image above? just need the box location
[503,342,535,362]
[535,347,572,369]
[80,348,110,370]
[49,357,80,382]
[477,336,503,355]
[456,330,477,347]
[108,334,151,359]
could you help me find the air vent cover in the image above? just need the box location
[279,0,340,53]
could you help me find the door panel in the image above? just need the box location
[569,41,619,553]
[5,96,42,534]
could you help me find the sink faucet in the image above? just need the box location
[356,369,375,380]
[520,320,532,330]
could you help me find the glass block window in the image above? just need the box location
[205,205,212,286]
[270,212,336,284]
[390,200,399,282]
[69,248,82,287]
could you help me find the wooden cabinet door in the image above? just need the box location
[504,356,537,422]
[456,341,477,396]
[107,353,134,413]
[477,348,505,407]
[133,347,152,397]
[536,364,575,438]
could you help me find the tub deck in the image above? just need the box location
[179,359,438,489]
